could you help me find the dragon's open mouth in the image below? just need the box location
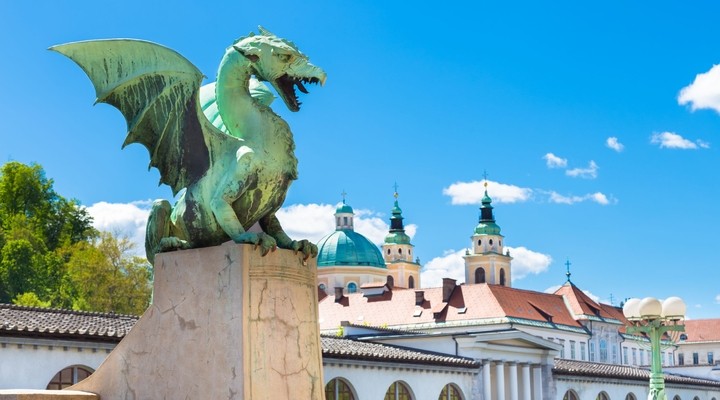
[275,74,321,112]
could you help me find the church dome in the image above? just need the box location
[336,203,354,214]
[474,221,502,235]
[317,230,386,268]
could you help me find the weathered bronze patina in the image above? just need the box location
[52,27,325,263]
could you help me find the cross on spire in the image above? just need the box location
[393,182,400,199]
[341,189,347,204]
[565,258,572,283]
[482,170,489,189]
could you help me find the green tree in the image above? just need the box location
[0,161,152,313]
[0,162,92,251]
[66,232,152,315]
[0,162,93,304]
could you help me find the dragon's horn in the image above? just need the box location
[258,26,276,37]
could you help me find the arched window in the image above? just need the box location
[384,381,413,400]
[46,366,93,389]
[672,396,681,400]
[477,239,481,246]
[489,239,493,245]
[325,377,356,400]
[387,275,394,287]
[596,392,610,400]
[399,248,402,254]
[408,275,415,289]
[387,249,391,254]
[347,282,357,294]
[475,267,486,284]
[625,394,637,400]
[438,383,463,400]
[499,268,506,286]
[563,390,580,400]
[693,397,700,400]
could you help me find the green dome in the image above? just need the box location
[336,203,354,214]
[317,230,386,268]
[474,222,502,235]
[384,231,411,245]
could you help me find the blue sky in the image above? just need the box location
[2,1,719,317]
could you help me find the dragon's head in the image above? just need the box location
[234,27,326,112]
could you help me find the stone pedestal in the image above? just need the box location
[71,242,324,400]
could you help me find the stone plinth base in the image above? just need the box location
[0,390,97,400]
[71,242,324,400]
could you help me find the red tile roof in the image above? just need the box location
[318,282,584,331]
[683,319,720,342]
[554,282,616,320]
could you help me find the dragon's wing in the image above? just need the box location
[51,39,225,195]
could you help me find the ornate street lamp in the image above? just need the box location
[623,297,686,400]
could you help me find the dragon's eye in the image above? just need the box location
[276,53,294,63]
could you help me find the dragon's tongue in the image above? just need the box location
[295,80,309,94]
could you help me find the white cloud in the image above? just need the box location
[678,64,720,114]
[507,246,552,279]
[275,203,336,243]
[420,246,552,287]
[86,200,153,255]
[443,180,533,205]
[650,131,709,149]
[565,160,598,179]
[543,153,568,168]
[549,191,611,205]
[421,249,466,288]
[606,137,624,152]
[715,294,720,304]
[276,203,417,246]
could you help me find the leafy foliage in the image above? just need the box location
[0,161,151,314]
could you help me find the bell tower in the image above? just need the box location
[463,178,512,286]
[382,187,421,289]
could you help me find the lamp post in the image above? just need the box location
[622,296,686,400]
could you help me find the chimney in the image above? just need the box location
[334,287,344,303]
[442,278,457,302]
[415,290,425,305]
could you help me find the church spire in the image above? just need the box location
[475,175,501,235]
[385,185,411,244]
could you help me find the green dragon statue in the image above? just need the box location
[52,27,326,264]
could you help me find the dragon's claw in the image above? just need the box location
[234,232,277,256]
[157,237,191,253]
[290,239,318,260]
